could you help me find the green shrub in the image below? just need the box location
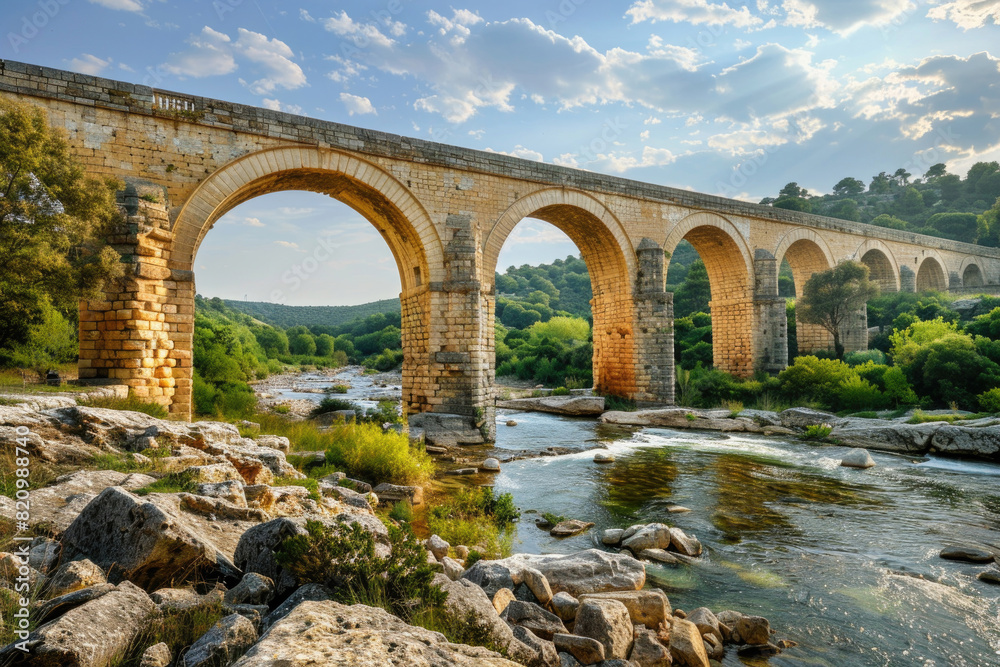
[389,500,414,523]
[310,397,357,418]
[844,349,887,366]
[325,423,433,487]
[275,476,320,501]
[603,394,637,412]
[779,356,856,407]
[551,386,570,396]
[836,375,888,411]
[134,471,196,496]
[274,520,446,620]
[326,384,350,394]
[978,387,1000,413]
[802,424,833,440]
[465,549,483,568]
[427,487,519,559]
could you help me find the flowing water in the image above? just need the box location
[489,411,1000,667]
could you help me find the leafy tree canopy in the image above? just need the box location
[797,261,879,358]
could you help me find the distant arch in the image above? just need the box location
[773,229,836,297]
[854,239,899,292]
[960,258,985,287]
[916,255,948,291]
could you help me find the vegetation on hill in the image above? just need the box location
[759,163,1000,245]
[225,298,401,329]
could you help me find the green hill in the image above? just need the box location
[223,298,401,329]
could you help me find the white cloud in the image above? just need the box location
[324,11,397,49]
[599,146,677,172]
[781,0,913,35]
[262,98,305,115]
[339,92,377,115]
[274,241,299,249]
[927,0,1000,29]
[163,27,306,93]
[68,54,111,75]
[88,0,144,11]
[164,27,236,77]
[427,8,483,37]
[644,116,663,125]
[626,0,764,28]
[485,145,544,161]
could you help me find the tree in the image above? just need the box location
[976,197,1000,247]
[289,332,317,356]
[796,261,879,359]
[673,259,711,317]
[779,182,808,198]
[0,98,123,351]
[899,186,924,214]
[924,163,947,180]
[315,333,335,357]
[868,172,893,194]
[832,177,865,197]
[893,168,911,187]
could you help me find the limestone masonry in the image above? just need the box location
[2,59,997,434]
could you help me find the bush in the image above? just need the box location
[310,397,357,418]
[802,424,833,440]
[844,349,887,366]
[325,423,433,486]
[978,387,1000,412]
[836,375,887,411]
[778,356,856,407]
[275,520,446,620]
[427,487,519,559]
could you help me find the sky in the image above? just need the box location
[3,0,999,305]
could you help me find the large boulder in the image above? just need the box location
[260,583,333,633]
[552,634,605,665]
[225,573,276,606]
[778,408,839,429]
[61,487,220,590]
[45,559,107,598]
[578,590,670,630]
[231,600,522,666]
[496,396,606,416]
[630,626,672,667]
[621,524,672,553]
[840,448,876,469]
[466,550,645,598]
[500,600,568,641]
[183,613,258,667]
[669,617,710,667]
[930,425,1000,459]
[232,518,308,598]
[16,469,156,532]
[600,408,761,433]
[573,599,633,660]
[830,420,938,454]
[0,581,155,666]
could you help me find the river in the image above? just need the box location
[491,410,1000,667]
[273,370,1000,666]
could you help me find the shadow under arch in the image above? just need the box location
[960,257,985,287]
[773,229,836,355]
[853,239,900,292]
[663,211,755,376]
[917,253,949,291]
[483,187,639,397]
[167,146,445,415]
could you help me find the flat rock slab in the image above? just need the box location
[550,520,595,537]
[600,408,761,433]
[497,396,606,416]
[231,600,521,667]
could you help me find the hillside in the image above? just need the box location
[224,298,401,329]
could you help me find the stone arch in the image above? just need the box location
[773,229,836,355]
[169,146,444,417]
[960,257,985,287]
[663,211,755,376]
[170,146,443,290]
[916,254,948,291]
[773,229,836,297]
[483,188,637,397]
[854,239,900,292]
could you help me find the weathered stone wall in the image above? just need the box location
[5,59,1000,429]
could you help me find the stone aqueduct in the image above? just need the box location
[2,60,999,438]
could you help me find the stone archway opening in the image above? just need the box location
[861,249,898,292]
[665,219,754,377]
[963,263,985,287]
[779,238,834,359]
[484,193,638,400]
[916,257,948,291]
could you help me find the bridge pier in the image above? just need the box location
[752,251,789,374]
[633,239,675,404]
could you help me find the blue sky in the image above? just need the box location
[4,0,999,305]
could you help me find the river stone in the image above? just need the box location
[978,570,1000,585]
[523,566,554,604]
[45,558,107,598]
[481,457,502,472]
[28,538,61,574]
[497,396,606,416]
[830,421,938,454]
[593,451,615,463]
[427,534,451,561]
[668,527,702,557]
[573,598,633,660]
[621,524,672,552]
[703,632,725,660]
[232,600,522,666]
[464,560,524,599]
[501,600,568,641]
[669,617,710,667]
[930,424,1000,458]
[553,634,605,665]
[442,556,465,581]
[602,529,624,545]
[433,576,552,666]
[638,548,680,564]
[1,581,155,667]
[551,520,596,537]
[840,448,876,469]
[373,482,424,505]
[511,625,561,667]
[224,572,275,606]
[233,518,308,597]
[61,486,219,591]
[493,587,517,614]
[255,434,290,453]
[139,642,171,667]
[259,583,333,633]
[734,615,772,645]
[184,613,258,667]
[506,420,518,427]
[511,550,647,597]
[940,546,995,563]
[152,587,225,613]
[551,591,580,622]
[778,408,839,429]
[685,607,719,638]
[630,625,672,666]
[579,590,670,630]
[34,583,117,626]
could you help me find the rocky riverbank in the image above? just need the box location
[0,392,798,666]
